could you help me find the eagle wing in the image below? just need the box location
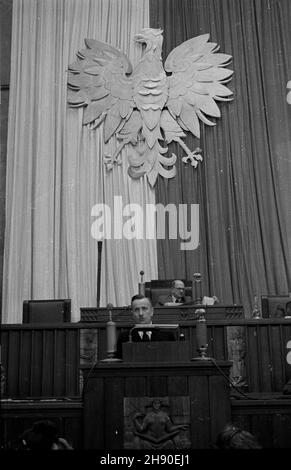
[67,39,134,142]
[165,34,233,139]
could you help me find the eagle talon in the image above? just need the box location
[181,148,203,167]
[104,154,119,170]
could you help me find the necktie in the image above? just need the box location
[137,330,152,340]
[142,331,151,341]
[143,332,150,341]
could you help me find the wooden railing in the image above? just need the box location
[92,318,291,393]
[1,318,291,398]
[1,324,80,398]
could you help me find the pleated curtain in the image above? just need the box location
[2,0,155,323]
[3,0,291,323]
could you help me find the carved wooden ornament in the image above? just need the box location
[68,29,233,187]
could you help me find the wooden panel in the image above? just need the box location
[209,325,227,360]
[6,331,20,396]
[18,330,33,396]
[273,413,291,448]
[147,376,168,396]
[104,377,124,449]
[1,319,291,402]
[250,413,274,449]
[209,375,231,442]
[167,376,188,396]
[269,325,286,391]
[1,326,80,398]
[83,376,104,449]
[189,326,197,358]
[231,395,291,448]
[41,330,54,396]
[188,375,210,449]
[31,330,45,396]
[98,327,107,361]
[0,400,83,449]
[245,326,260,392]
[257,325,273,391]
[125,376,146,396]
[80,304,244,322]
[64,329,80,396]
[82,362,231,449]
[123,341,190,362]
[53,329,66,396]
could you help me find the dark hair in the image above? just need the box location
[131,294,152,306]
[215,424,262,449]
[20,420,58,450]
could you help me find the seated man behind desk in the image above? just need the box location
[116,294,176,359]
[156,279,219,306]
[157,280,192,306]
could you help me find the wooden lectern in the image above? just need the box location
[122,341,190,363]
[82,340,232,449]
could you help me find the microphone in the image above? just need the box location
[192,273,202,304]
[101,303,121,362]
[106,303,115,355]
[138,270,145,296]
[192,308,211,360]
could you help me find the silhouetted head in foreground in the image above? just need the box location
[215,424,262,449]
[19,420,72,450]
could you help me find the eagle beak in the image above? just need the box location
[134,34,145,43]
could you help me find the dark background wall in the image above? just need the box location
[0,0,12,318]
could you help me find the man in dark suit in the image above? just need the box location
[116,294,176,358]
[157,280,192,306]
[156,279,219,307]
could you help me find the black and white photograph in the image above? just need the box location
[0,0,291,461]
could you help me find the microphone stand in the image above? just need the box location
[100,303,121,362]
[138,270,145,296]
[97,241,102,308]
[192,272,202,304]
[192,308,211,360]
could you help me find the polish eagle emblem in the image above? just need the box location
[67,29,233,187]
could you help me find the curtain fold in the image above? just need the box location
[3,0,291,323]
[3,0,154,323]
[150,0,291,314]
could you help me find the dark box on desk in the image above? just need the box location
[122,341,191,362]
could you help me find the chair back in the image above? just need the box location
[23,299,71,323]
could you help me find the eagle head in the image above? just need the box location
[134,28,163,52]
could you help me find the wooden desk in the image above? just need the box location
[82,358,232,449]
[1,320,291,449]
[80,304,244,322]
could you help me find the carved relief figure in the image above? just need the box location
[227,327,247,389]
[131,399,188,449]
